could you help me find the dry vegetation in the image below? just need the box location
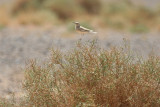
[1,40,160,106]
[0,0,160,33]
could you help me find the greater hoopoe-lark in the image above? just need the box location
[73,22,97,35]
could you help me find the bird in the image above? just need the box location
[73,22,97,35]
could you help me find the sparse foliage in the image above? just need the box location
[21,40,160,107]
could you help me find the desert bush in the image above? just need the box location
[0,98,13,107]
[12,0,45,14]
[43,0,79,20]
[0,94,19,107]
[12,0,80,20]
[77,0,102,14]
[23,40,160,107]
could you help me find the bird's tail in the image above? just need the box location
[90,30,97,34]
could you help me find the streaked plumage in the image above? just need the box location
[73,22,97,34]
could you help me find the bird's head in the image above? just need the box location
[73,22,80,26]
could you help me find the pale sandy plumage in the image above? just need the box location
[73,22,97,34]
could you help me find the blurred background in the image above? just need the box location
[1,0,160,33]
[0,0,160,100]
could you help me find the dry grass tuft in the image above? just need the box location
[0,98,14,107]
[21,40,160,107]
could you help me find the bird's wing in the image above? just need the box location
[79,26,97,34]
[79,26,91,32]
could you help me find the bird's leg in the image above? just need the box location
[79,32,83,39]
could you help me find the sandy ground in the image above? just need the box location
[0,26,160,100]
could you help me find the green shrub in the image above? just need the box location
[102,0,133,15]
[104,19,125,30]
[130,24,149,33]
[0,24,5,30]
